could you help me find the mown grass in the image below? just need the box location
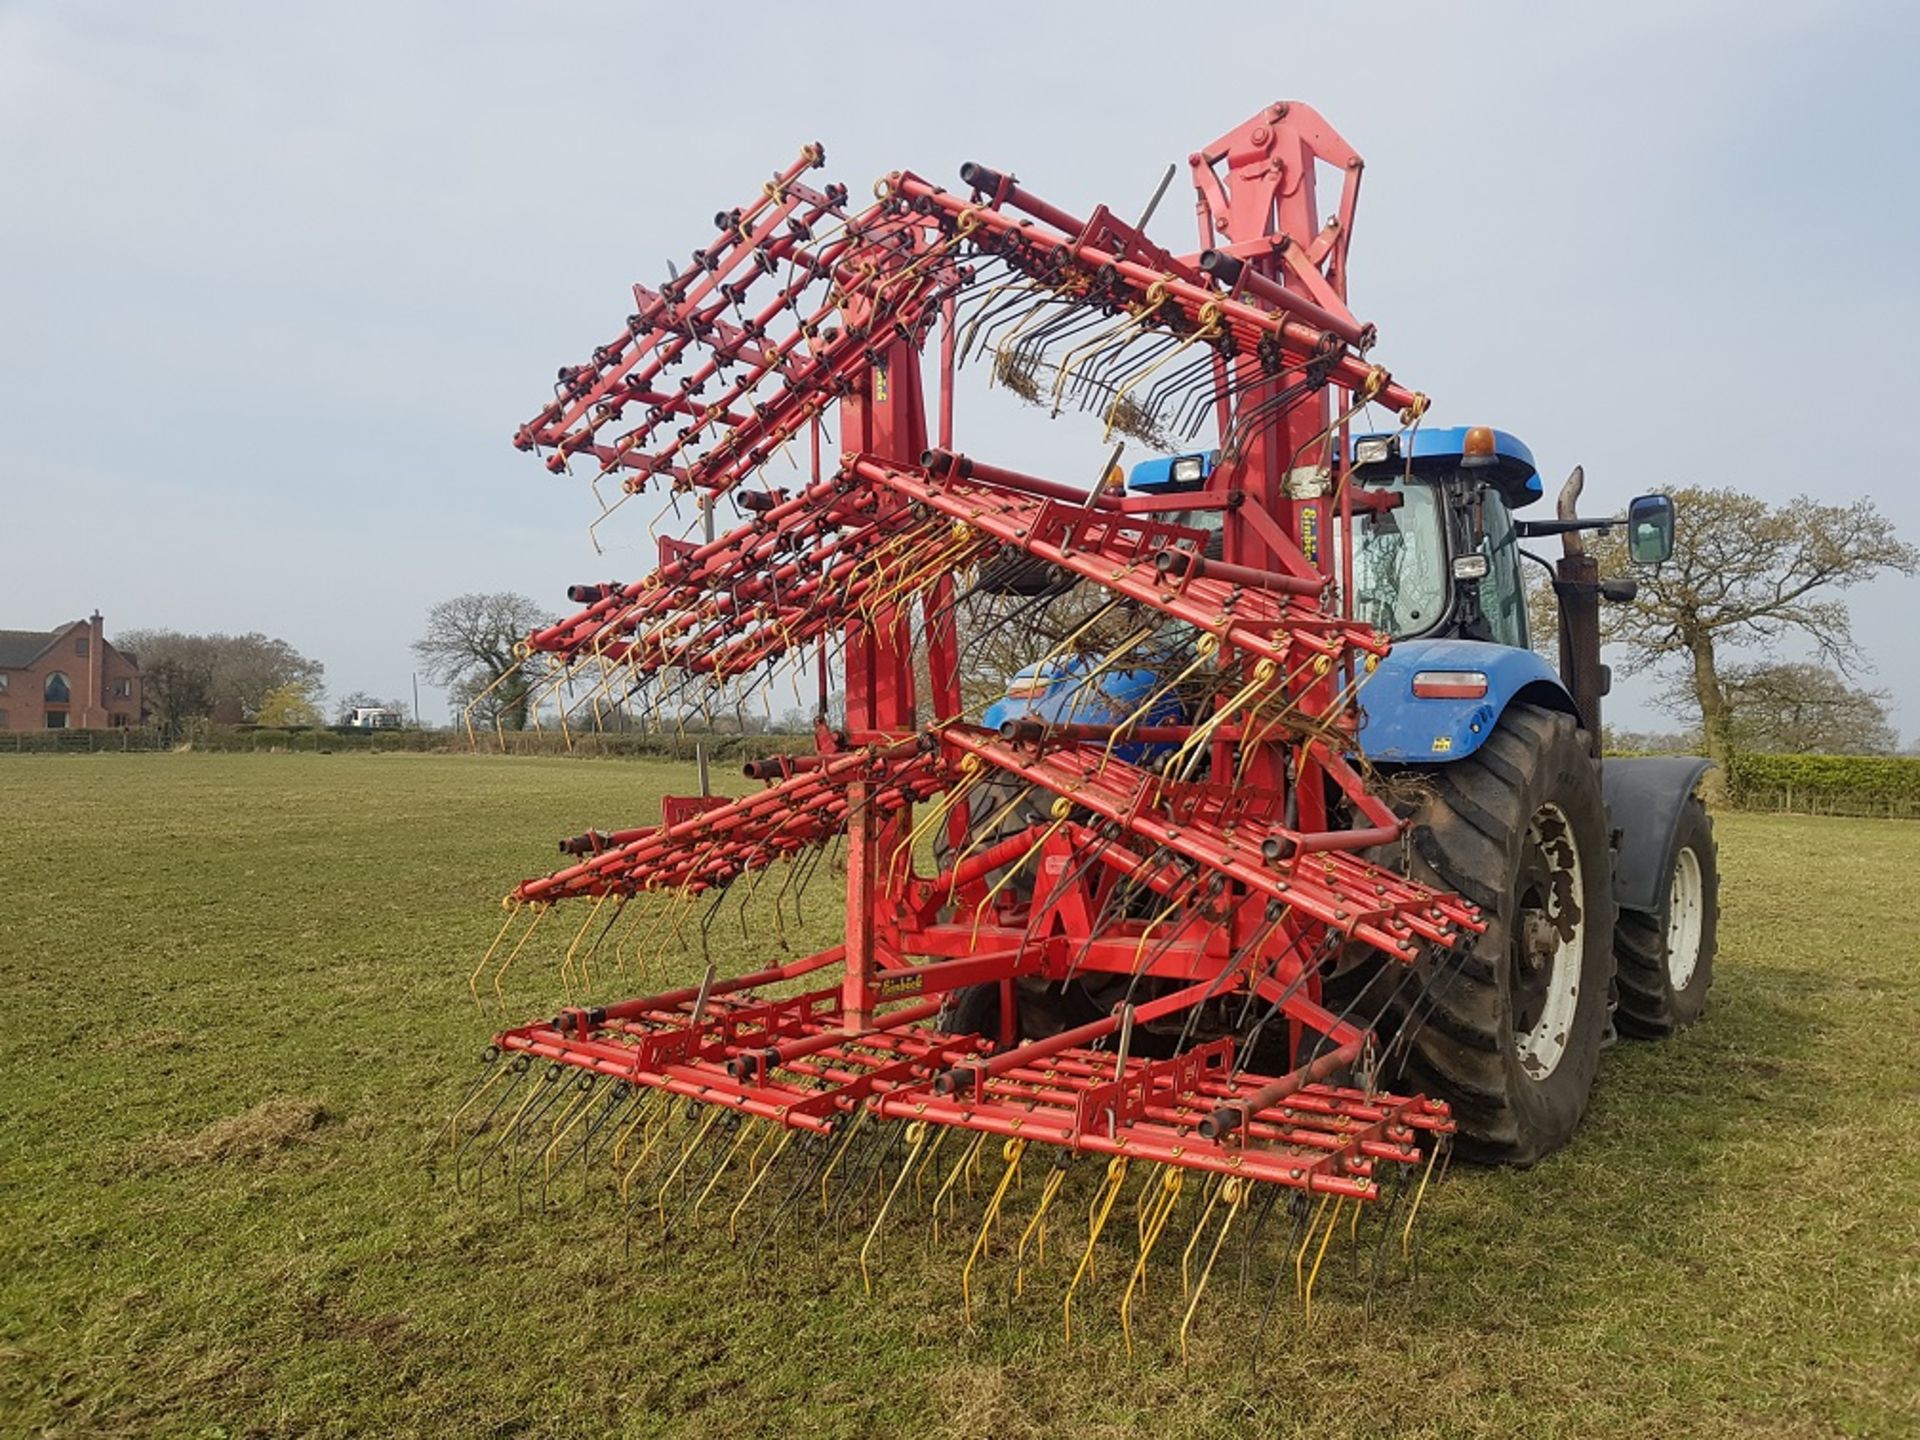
[1,753,1915,1439]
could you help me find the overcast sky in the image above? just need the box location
[3,1,1915,732]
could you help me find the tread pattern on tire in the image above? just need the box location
[1388,704,1614,1166]
[1612,796,1718,1039]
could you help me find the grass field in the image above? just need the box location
[2,753,1916,1439]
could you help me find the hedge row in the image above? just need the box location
[11,726,1918,817]
[0,724,809,763]
[1725,751,1920,819]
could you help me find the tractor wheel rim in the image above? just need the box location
[1666,845,1705,991]
[1511,802,1585,1082]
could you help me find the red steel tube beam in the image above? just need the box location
[920,447,1122,511]
[933,975,1223,1095]
[587,945,846,1026]
[1197,1039,1365,1139]
[1153,545,1324,598]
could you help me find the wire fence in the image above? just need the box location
[1722,784,1920,821]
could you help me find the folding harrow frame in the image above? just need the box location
[444,102,1486,1349]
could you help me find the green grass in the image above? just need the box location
[1,753,1916,1439]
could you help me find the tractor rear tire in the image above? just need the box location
[1392,704,1616,1166]
[1612,796,1718,1038]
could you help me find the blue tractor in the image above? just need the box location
[975,426,1719,1164]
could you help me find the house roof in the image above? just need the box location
[0,623,79,670]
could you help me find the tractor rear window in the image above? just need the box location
[1334,478,1448,637]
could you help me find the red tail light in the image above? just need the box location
[1411,670,1489,700]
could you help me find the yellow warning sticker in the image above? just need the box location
[1431,735,1453,753]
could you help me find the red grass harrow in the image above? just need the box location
[437,103,1485,1354]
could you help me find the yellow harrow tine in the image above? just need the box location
[962,1138,1027,1321]
[1063,1156,1129,1343]
[727,1129,795,1242]
[859,1121,930,1295]
[1121,1166,1184,1356]
[1014,1161,1069,1297]
[1178,1177,1248,1364]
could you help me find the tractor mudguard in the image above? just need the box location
[1602,755,1714,913]
[1358,638,1575,763]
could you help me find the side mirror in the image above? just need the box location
[1626,493,1675,565]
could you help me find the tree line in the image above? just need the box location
[116,630,411,734]
[1528,486,1916,769]
[115,483,1916,762]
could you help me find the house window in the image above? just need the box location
[45,672,71,704]
[0,709,8,728]
[45,710,67,730]
[76,637,89,658]
[0,673,8,693]
[113,678,131,698]
[110,713,128,728]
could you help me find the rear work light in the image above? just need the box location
[1411,670,1489,700]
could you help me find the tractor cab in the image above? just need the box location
[1344,424,1541,648]
[1124,429,1543,647]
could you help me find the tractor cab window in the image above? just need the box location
[1475,491,1529,649]
[1333,476,1449,637]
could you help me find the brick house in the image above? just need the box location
[0,613,142,730]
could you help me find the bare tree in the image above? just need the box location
[139,655,215,736]
[1528,487,1916,770]
[1705,661,1898,756]
[117,629,325,724]
[413,593,550,731]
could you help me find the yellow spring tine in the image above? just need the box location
[968,798,1073,946]
[911,1124,949,1207]
[540,1083,600,1179]
[1063,1156,1129,1344]
[888,760,984,884]
[492,903,550,1015]
[1120,1167,1184,1357]
[1133,1161,1161,1248]
[692,1120,759,1217]
[860,1122,930,1295]
[436,1058,511,1150]
[1167,659,1277,777]
[819,1112,871,1215]
[1402,1137,1445,1259]
[944,782,1039,884]
[1180,1174,1226,1302]
[1178,1178,1248,1364]
[930,1133,988,1244]
[653,1106,725,1227]
[470,901,524,1010]
[962,1139,1028,1323]
[1303,1197,1345,1328]
[1295,1193,1332,1304]
[727,1128,795,1242]
[558,893,610,1002]
[611,1088,661,1167]
[1013,1162,1068,1297]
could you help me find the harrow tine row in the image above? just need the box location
[435,1043,1450,1351]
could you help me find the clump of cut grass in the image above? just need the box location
[148,1096,328,1167]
